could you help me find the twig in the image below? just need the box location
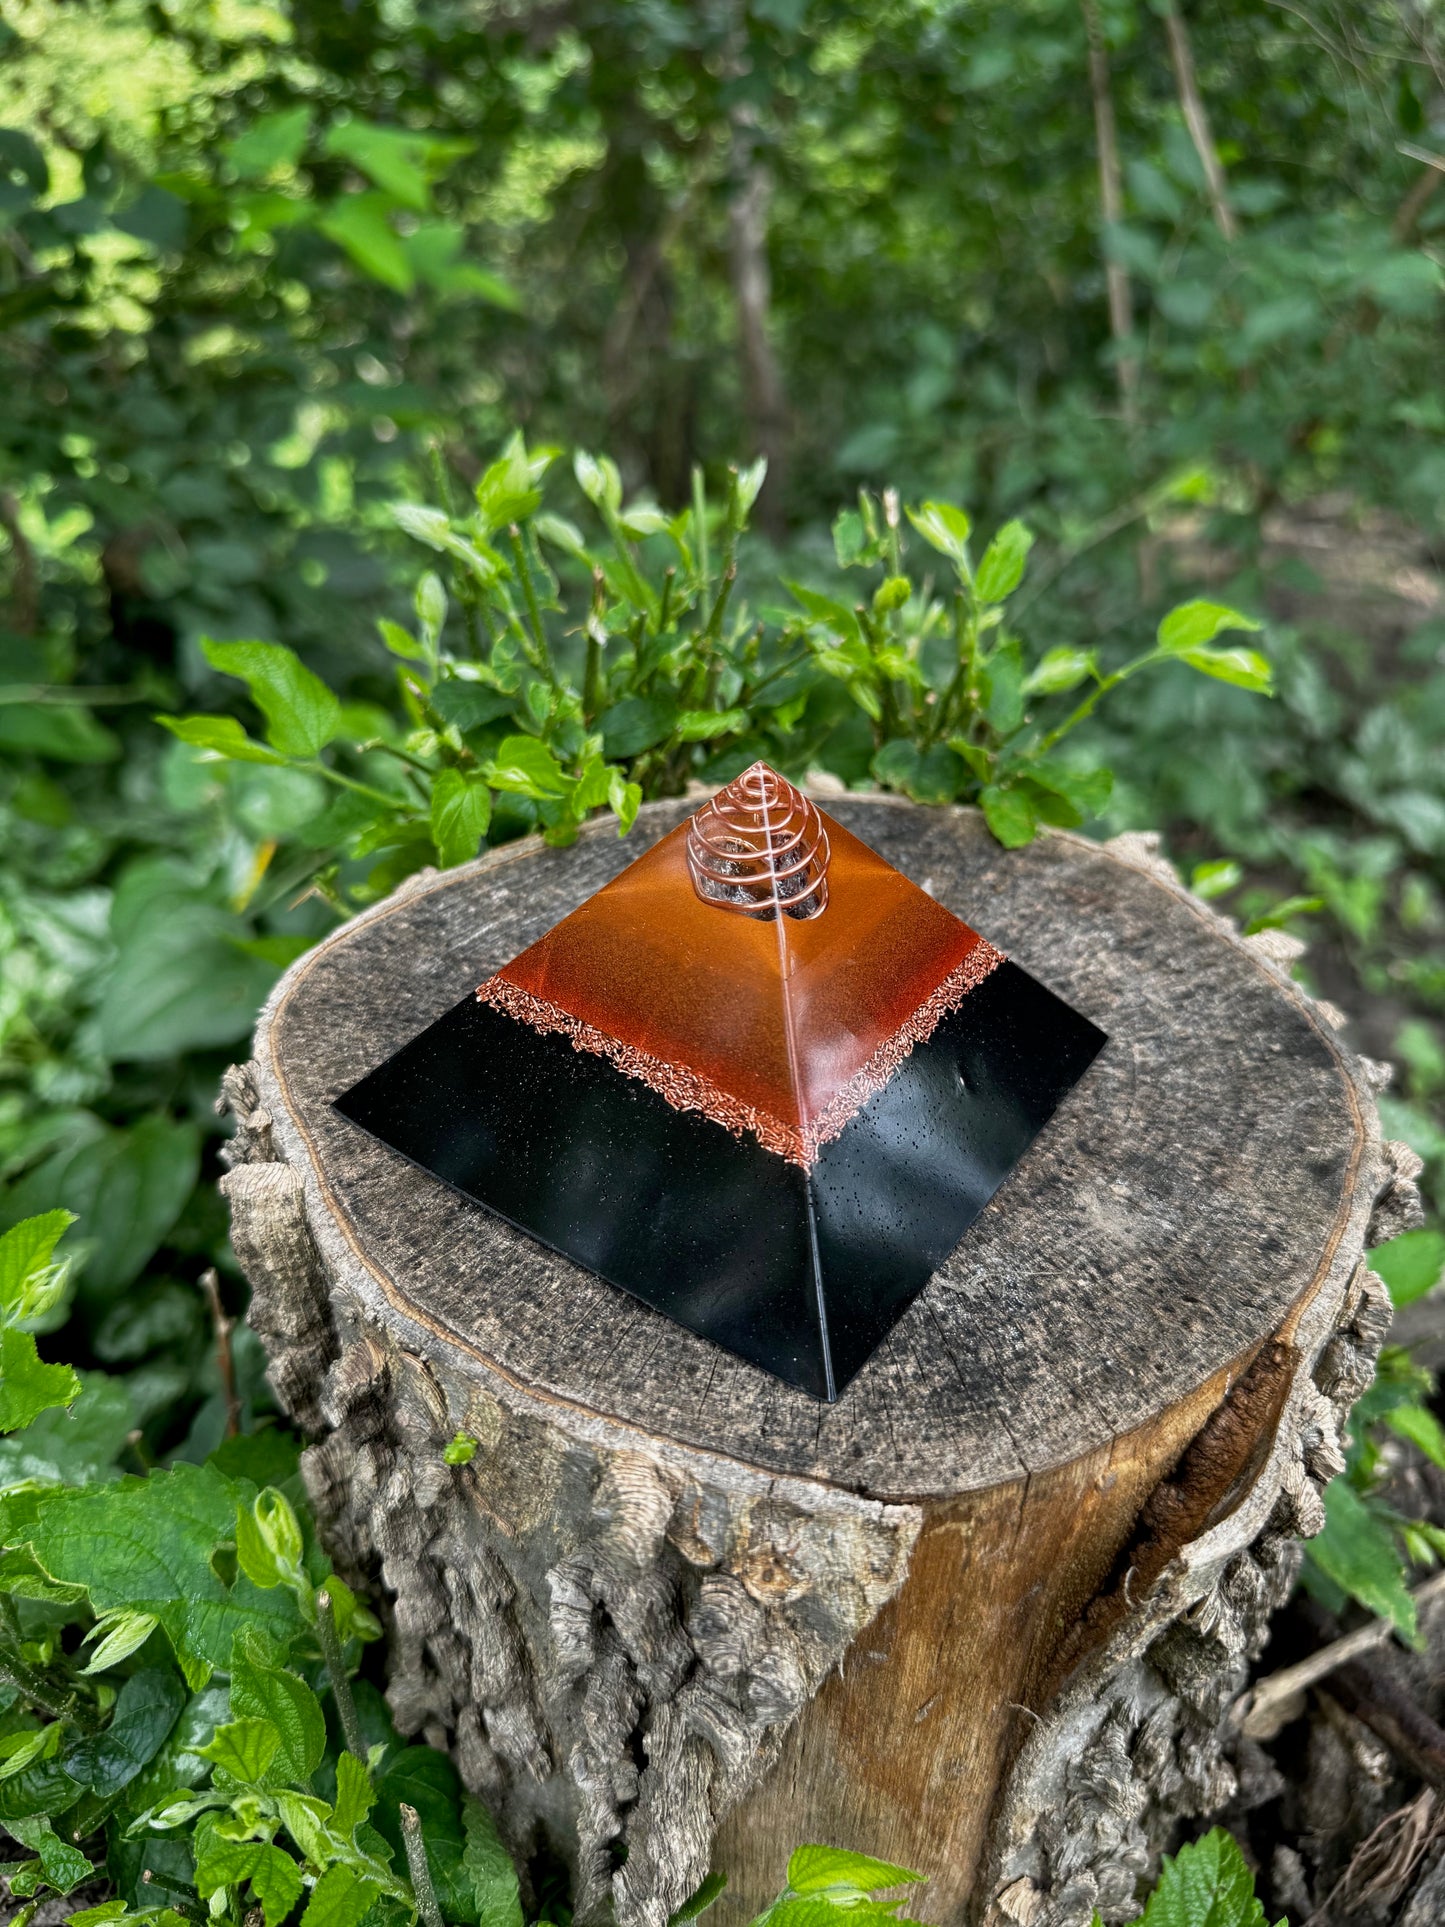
[1236,1569,1445,1739]
[1394,144,1445,243]
[1161,5,1237,240]
[316,1589,368,1761]
[1081,0,1139,424]
[0,1656,71,1723]
[199,1269,240,1438]
[400,1802,446,1927]
[141,1870,206,1923]
[1308,1787,1443,1922]
[0,492,38,635]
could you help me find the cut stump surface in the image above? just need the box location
[222,799,1416,1927]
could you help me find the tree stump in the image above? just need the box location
[219,798,1420,1927]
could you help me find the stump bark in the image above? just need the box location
[219,798,1420,1927]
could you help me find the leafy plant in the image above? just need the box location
[157,436,1267,914]
[1301,1227,1445,1640]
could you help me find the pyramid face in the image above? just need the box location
[336,767,1106,1400]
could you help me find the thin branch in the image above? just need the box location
[199,1268,240,1438]
[1161,6,1237,240]
[316,1589,368,1761]
[0,493,37,636]
[400,1803,446,1927]
[1237,1569,1445,1740]
[1394,144,1445,243]
[1081,0,1139,423]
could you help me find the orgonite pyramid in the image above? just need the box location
[335,765,1105,1400]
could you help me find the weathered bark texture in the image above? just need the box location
[221,800,1414,1927]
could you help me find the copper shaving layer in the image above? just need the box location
[477,936,1006,1168]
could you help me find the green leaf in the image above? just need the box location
[0,1210,75,1321]
[669,1871,727,1925]
[1023,647,1096,696]
[5,1817,93,1896]
[235,1487,307,1590]
[461,1796,523,1927]
[317,193,414,291]
[608,771,643,834]
[406,223,519,308]
[0,1327,81,1432]
[430,769,493,869]
[155,714,286,766]
[1385,1402,1445,1470]
[1191,860,1243,901]
[322,121,468,212]
[1370,1229,1445,1308]
[378,618,427,664]
[1242,895,1324,935]
[227,107,312,178]
[787,582,863,645]
[905,501,972,568]
[1139,1827,1278,1927]
[1179,646,1274,694]
[833,509,867,567]
[332,1752,376,1842]
[1020,760,1113,820]
[1156,600,1263,654]
[0,1461,305,1688]
[600,696,677,758]
[80,1607,160,1673]
[573,451,623,513]
[63,1669,186,1795]
[0,1724,59,1784]
[202,639,341,759]
[1306,1479,1419,1643]
[786,1846,922,1895]
[0,703,120,763]
[300,1865,382,1927]
[473,431,546,532]
[485,735,571,799]
[974,520,1034,603]
[230,1636,326,1783]
[977,636,1024,733]
[199,1716,283,1785]
[0,1373,133,1490]
[3,1115,200,1290]
[979,783,1039,849]
[871,740,966,805]
[675,708,747,742]
[444,1432,478,1466]
[195,1826,304,1927]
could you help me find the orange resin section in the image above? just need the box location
[480,809,1001,1165]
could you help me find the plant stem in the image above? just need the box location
[0,1651,74,1724]
[507,527,557,685]
[198,1268,239,1438]
[400,1802,446,1927]
[316,1589,368,1761]
[691,465,710,602]
[1033,660,1146,754]
[926,590,977,747]
[303,762,407,811]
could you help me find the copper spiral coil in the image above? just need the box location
[686,762,830,921]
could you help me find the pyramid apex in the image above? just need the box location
[687,764,830,921]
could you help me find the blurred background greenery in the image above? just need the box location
[1,0,1444,1452]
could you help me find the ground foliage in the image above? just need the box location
[2,0,1445,1919]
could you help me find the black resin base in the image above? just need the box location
[334,961,1105,1401]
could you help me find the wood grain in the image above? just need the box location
[262,798,1365,1499]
